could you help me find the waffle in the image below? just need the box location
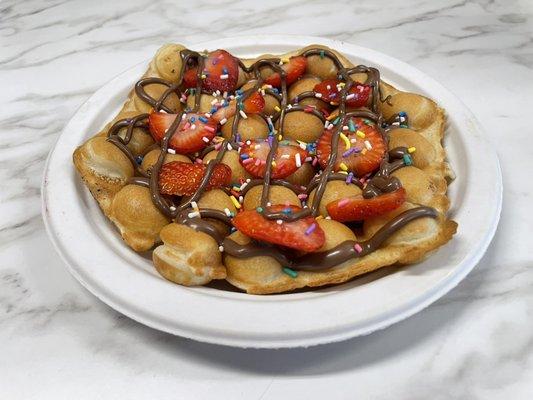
[73,43,457,294]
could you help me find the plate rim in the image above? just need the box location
[42,35,502,348]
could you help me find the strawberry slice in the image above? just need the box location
[264,56,307,87]
[326,188,407,222]
[158,161,231,196]
[183,49,239,92]
[316,117,386,176]
[239,139,308,179]
[148,111,218,155]
[212,91,265,124]
[232,205,325,252]
[314,79,371,107]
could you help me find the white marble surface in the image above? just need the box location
[1,0,532,398]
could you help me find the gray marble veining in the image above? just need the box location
[1,0,532,398]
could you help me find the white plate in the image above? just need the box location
[42,35,502,348]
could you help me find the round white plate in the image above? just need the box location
[42,35,502,348]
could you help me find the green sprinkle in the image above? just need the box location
[403,154,412,166]
[364,119,372,125]
[332,117,340,125]
[319,50,325,59]
[238,102,244,110]
[256,206,263,213]
[400,124,409,128]
[282,267,298,278]
[348,119,356,132]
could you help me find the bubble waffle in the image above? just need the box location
[73,43,457,294]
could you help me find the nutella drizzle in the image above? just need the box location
[106,46,439,272]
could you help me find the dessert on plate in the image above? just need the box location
[73,43,457,294]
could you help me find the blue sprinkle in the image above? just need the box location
[135,156,143,165]
[282,208,292,214]
[222,67,228,74]
[198,116,208,123]
[399,111,407,117]
[240,154,249,159]
[403,154,412,166]
[210,107,218,114]
[190,116,196,123]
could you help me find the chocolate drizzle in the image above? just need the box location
[106,46,439,272]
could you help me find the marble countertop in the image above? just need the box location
[1,0,532,398]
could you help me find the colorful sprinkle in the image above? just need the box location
[356,130,365,138]
[219,118,227,125]
[282,267,298,278]
[218,245,224,252]
[354,243,363,253]
[167,148,176,154]
[403,154,413,166]
[295,153,302,167]
[274,105,281,112]
[364,140,372,150]
[346,172,354,184]
[339,162,348,171]
[337,198,350,207]
[230,195,241,209]
[256,206,263,213]
[340,133,351,150]
[408,146,416,153]
[305,223,317,235]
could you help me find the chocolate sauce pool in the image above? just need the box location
[106,46,438,271]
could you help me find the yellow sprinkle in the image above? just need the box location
[315,215,324,220]
[408,146,416,153]
[201,74,207,79]
[339,162,348,171]
[339,133,351,150]
[327,113,338,121]
[356,130,366,138]
[281,57,290,64]
[278,134,283,141]
[274,105,281,112]
[271,160,277,167]
[338,170,348,175]
[230,195,241,209]
[338,82,346,88]
[361,148,367,155]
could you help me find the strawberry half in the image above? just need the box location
[239,139,308,179]
[326,188,407,222]
[183,49,239,92]
[314,79,371,107]
[148,111,218,155]
[264,56,307,87]
[212,91,265,124]
[316,117,386,176]
[232,205,325,252]
[158,161,231,196]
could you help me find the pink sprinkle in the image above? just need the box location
[298,193,308,199]
[214,143,222,151]
[261,159,267,165]
[195,158,203,164]
[254,159,262,166]
[204,125,215,133]
[183,121,191,130]
[312,157,318,166]
[337,198,350,207]
[242,158,254,165]
[354,243,363,253]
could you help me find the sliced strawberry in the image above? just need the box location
[316,117,386,176]
[242,91,265,113]
[314,79,371,107]
[232,205,325,252]
[264,56,307,87]
[326,188,406,222]
[182,49,239,92]
[148,111,218,155]
[239,139,308,179]
[212,92,265,124]
[159,161,231,196]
